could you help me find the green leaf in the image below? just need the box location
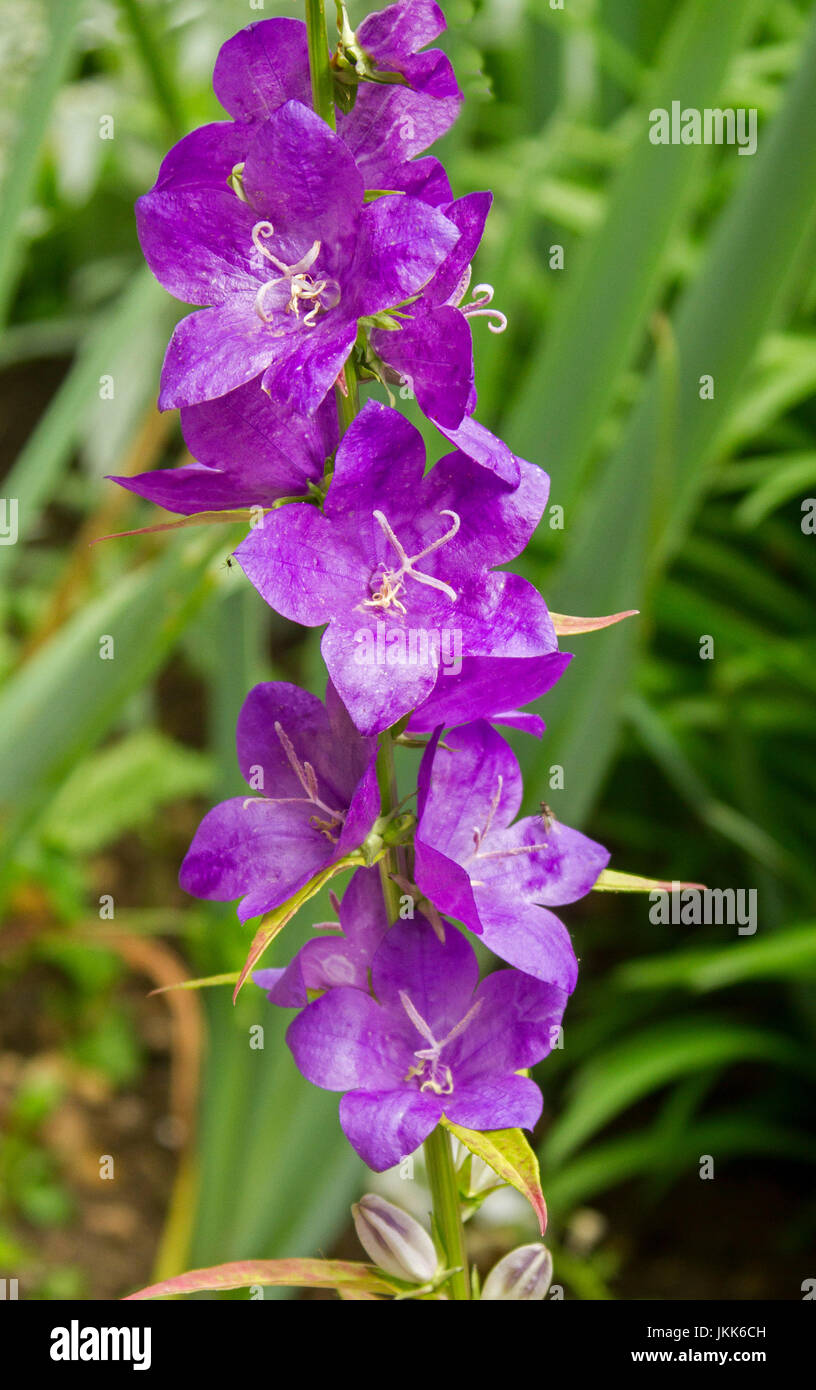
[150,972,239,998]
[0,0,84,324]
[232,853,369,1001]
[506,0,762,506]
[124,1258,397,1301]
[543,1019,812,1167]
[442,1121,547,1235]
[0,534,220,862]
[40,731,211,854]
[617,921,816,993]
[593,868,705,892]
[542,1112,816,1213]
[0,272,172,574]
[520,4,816,823]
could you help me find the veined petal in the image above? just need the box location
[157,295,298,410]
[357,1,448,67]
[181,380,336,495]
[373,303,473,429]
[259,316,358,418]
[427,191,492,306]
[350,196,460,318]
[235,504,367,627]
[152,121,250,193]
[408,652,572,733]
[243,101,363,277]
[371,917,479,1036]
[321,618,439,737]
[476,899,579,993]
[444,1074,543,1133]
[340,84,461,175]
[213,18,311,123]
[287,989,411,1091]
[452,972,568,1080]
[178,796,332,923]
[136,188,260,306]
[481,819,610,908]
[324,400,426,525]
[339,1088,443,1171]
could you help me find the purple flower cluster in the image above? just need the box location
[127,4,611,1174]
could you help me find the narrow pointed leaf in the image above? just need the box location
[593,868,706,893]
[149,972,239,997]
[550,610,638,636]
[124,1258,397,1300]
[442,1121,547,1235]
[232,854,367,1002]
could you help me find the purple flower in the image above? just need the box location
[212,7,461,203]
[286,914,567,1171]
[110,380,338,515]
[253,865,388,1007]
[137,99,460,416]
[179,681,379,922]
[407,651,572,737]
[368,188,495,428]
[414,720,610,989]
[234,400,558,735]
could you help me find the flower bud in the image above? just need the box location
[352,1193,439,1284]
[481,1244,553,1301]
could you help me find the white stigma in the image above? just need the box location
[461,282,507,334]
[399,991,484,1096]
[363,509,461,615]
[251,220,340,327]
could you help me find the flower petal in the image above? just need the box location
[434,412,519,486]
[324,399,426,525]
[235,502,366,627]
[452,971,568,1080]
[213,18,311,123]
[373,303,473,428]
[158,295,297,410]
[178,796,331,923]
[371,917,479,1037]
[339,1088,442,1171]
[321,618,439,736]
[476,899,578,992]
[427,192,492,306]
[350,196,460,318]
[180,378,336,494]
[408,652,572,732]
[417,720,524,858]
[259,315,358,418]
[243,101,363,277]
[444,1074,543,1133]
[287,989,410,1091]
[152,121,250,193]
[136,188,259,306]
[480,818,611,908]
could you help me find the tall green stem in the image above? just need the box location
[303,0,468,1303]
[376,732,403,924]
[424,1126,471,1300]
[305,0,336,130]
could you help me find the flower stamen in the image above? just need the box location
[472,774,503,852]
[399,991,483,1095]
[250,220,340,326]
[363,509,461,614]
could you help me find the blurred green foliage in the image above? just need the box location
[1,0,815,1297]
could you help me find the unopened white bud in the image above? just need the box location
[481,1244,553,1301]
[352,1193,438,1284]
